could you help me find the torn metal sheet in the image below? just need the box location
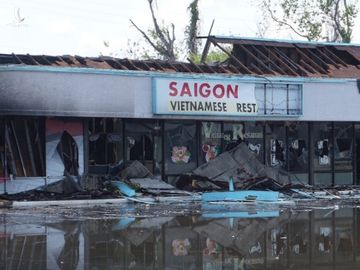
[129,178,194,196]
[130,178,176,189]
[193,143,290,187]
[122,161,153,179]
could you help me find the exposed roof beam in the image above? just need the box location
[322,47,347,66]
[272,47,309,76]
[235,44,276,75]
[124,58,141,70]
[187,58,206,73]
[299,59,318,74]
[314,48,340,68]
[11,53,23,64]
[212,41,252,74]
[26,54,40,65]
[261,47,300,76]
[250,45,287,75]
[178,62,193,73]
[293,46,327,74]
[40,55,53,65]
[112,59,129,70]
[200,20,215,63]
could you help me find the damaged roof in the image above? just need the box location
[2,36,360,78]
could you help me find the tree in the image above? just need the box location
[185,0,201,56]
[262,0,358,42]
[130,0,177,61]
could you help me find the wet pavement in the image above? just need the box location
[1,200,360,269]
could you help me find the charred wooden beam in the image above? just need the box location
[34,120,45,175]
[4,122,17,177]
[10,120,26,176]
[24,119,37,176]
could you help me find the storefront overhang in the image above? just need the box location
[0,65,359,122]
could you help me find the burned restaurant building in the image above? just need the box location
[1,36,360,194]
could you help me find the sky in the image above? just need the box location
[1,0,360,59]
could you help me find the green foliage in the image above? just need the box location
[189,46,231,64]
[185,0,201,55]
[263,0,358,42]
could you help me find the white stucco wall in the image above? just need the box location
[302,81,360,121]
[0,67,359,122]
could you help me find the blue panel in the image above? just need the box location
[201,190,279,202]
[202,211,279,219]
[112,181,136,197]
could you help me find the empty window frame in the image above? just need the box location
[255,83,302,116]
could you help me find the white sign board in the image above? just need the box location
[153,78,258,116]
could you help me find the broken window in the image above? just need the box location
[244,122,264,162]
[313,123,333,186]
[288,122,309,184]
[164,121,197,177]
[125,119,162,176]
[88,118,123,165]
[200,122,221,164]
[223,122,244,151]
[46,118,83,177]
[1,117,45,178]
[334,123,353,185]
[265,123,286,169]
[255,83,302,116]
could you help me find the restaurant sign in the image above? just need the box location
[153,78,258,116]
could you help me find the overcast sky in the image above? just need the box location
[1,0,360,58]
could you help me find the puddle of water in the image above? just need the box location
[1,203,360,269]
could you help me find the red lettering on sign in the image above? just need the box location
[169,81,177,96]
[199,83,211,97]
[180,82,192,97]
[213,84,225,98]
[227,84,238,98]
[168,81,240,99]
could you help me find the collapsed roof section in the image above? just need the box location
[1,36,360,78]
[200,36,360,78]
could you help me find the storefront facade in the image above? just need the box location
[0,64,360,188]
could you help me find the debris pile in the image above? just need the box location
[176,143,290,192]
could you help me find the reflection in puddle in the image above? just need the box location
[1,206,360,269]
